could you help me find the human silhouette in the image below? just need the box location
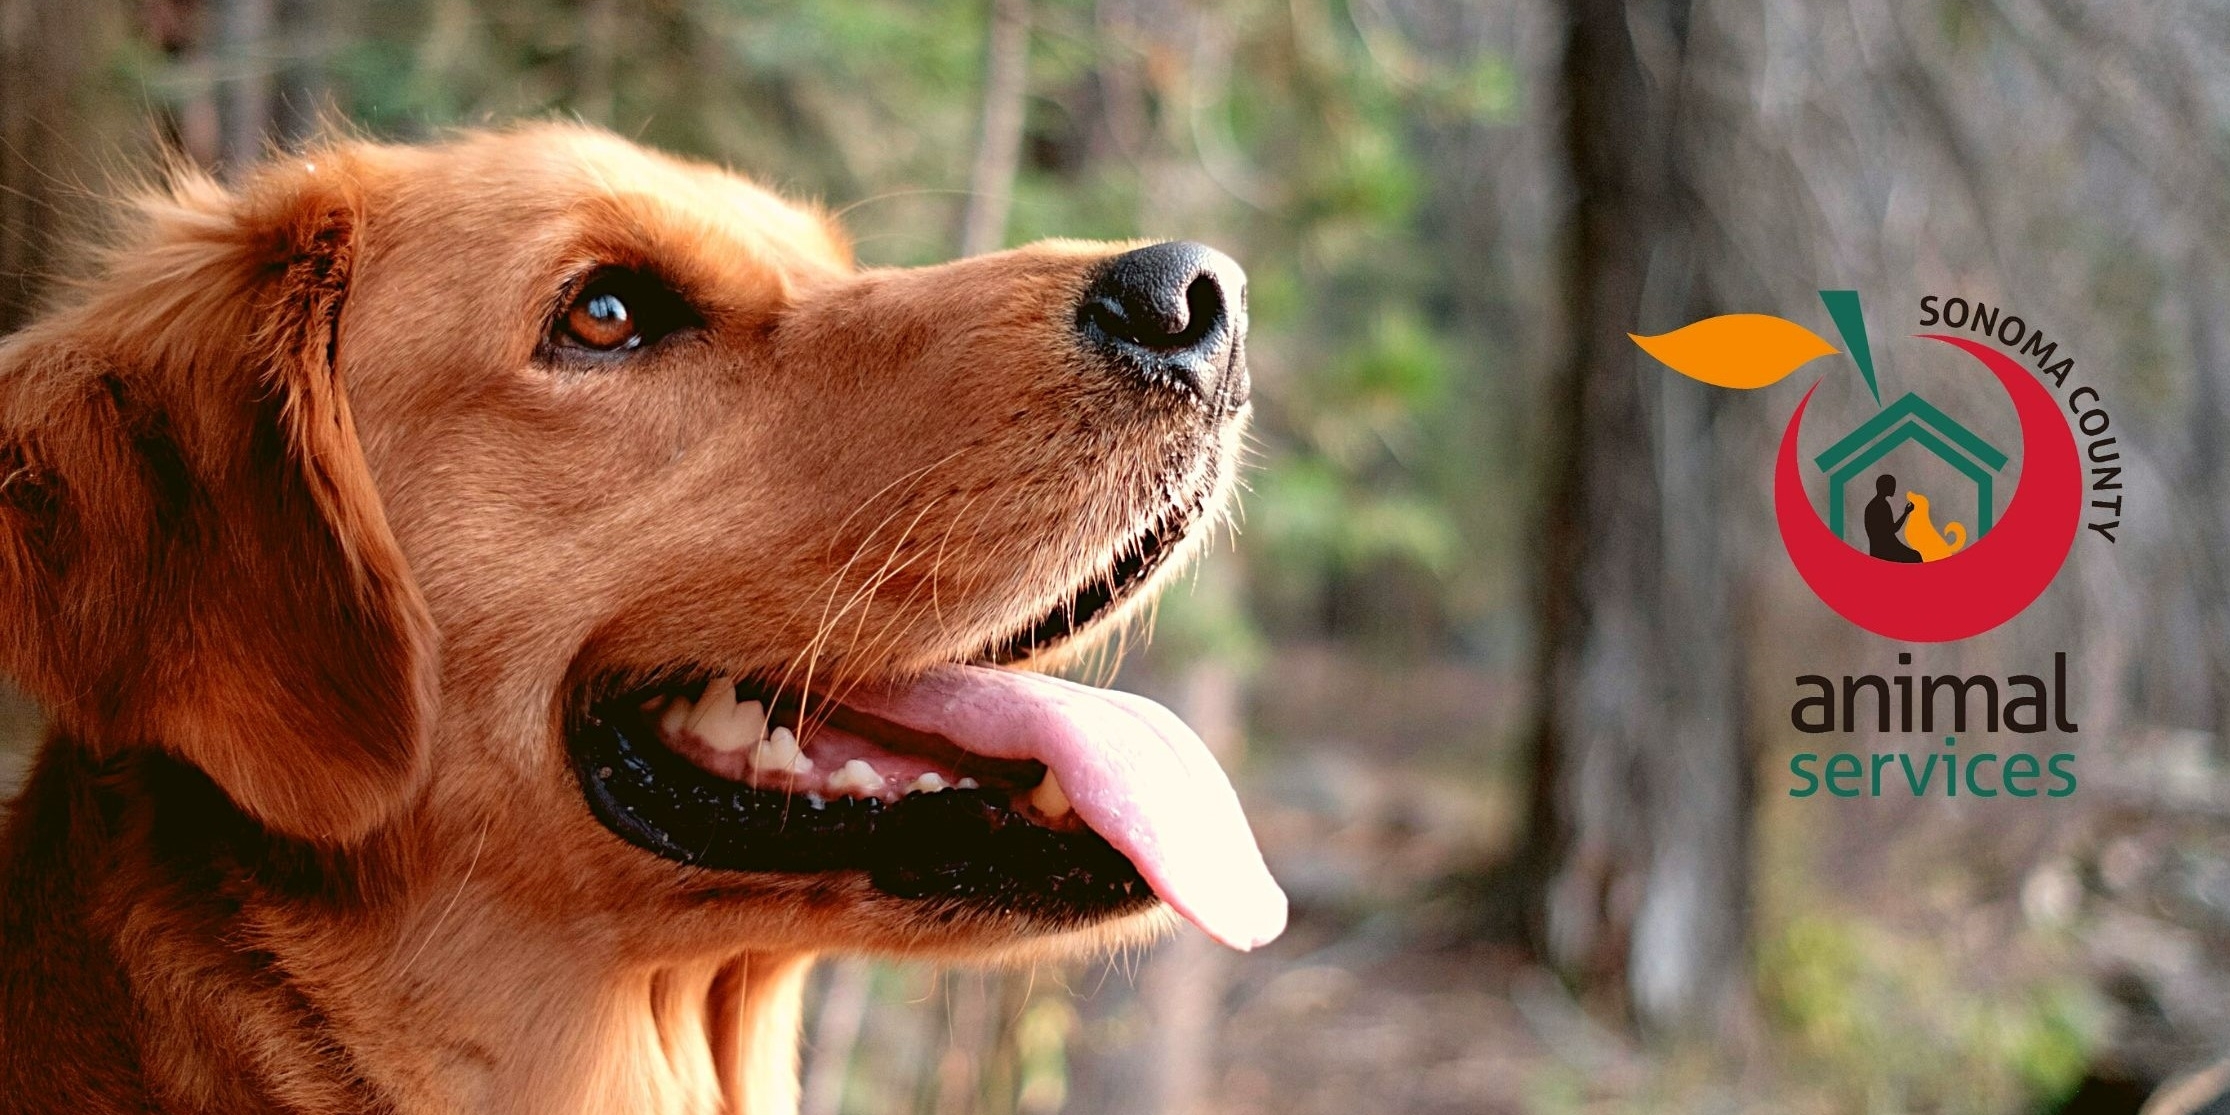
[1864,473,1922,562]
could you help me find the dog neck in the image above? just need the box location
[398,944,816,1115]
[0,738,817,1115]
[366,938,816,1115]
[407,951,816,1115]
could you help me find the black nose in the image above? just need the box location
[1077,241,1248,404]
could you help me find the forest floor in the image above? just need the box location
[1175,646,2230,1115]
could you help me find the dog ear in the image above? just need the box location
[0,154,436,845]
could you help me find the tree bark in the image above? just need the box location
[1521,0,1750,1033]
[797,961,871,1115]
[957,0,1032,257]
[1138,658,1242,1115]
[576,0,620,127]
[218,0,273,169]
[0,0,111,332]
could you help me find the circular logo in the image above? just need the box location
[1772,334,2082,641]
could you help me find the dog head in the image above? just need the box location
[0,125,1283,963]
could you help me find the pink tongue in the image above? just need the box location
[844,665,1287,951]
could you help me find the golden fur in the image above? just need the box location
[0,125,1240,1114]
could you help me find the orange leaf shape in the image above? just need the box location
[1629,314,1839,389]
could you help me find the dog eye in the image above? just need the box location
[566,291,637,350]
[550,269,697,356]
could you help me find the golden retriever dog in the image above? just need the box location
[0,124,1284,1115]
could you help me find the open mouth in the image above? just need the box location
[566,494,1287,950]
[570,676,1154,927]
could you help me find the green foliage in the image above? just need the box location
[1758,913,2101,1114]
[1012,992,1077,1114]
[1252,304,1463,583]
[1257,461,1460,574]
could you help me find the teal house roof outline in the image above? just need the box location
[1813,391,2009,542]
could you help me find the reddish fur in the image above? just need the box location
[0,126,1235,1114]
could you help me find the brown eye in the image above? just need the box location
[564,289,639,351]
[548,268,698,361]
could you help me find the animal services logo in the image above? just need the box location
[1631,292,2122,643]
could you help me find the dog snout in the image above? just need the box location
[1077,241,1248,405]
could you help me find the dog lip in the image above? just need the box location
[980,482,1209,665]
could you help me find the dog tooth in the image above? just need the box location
[699,717,753,754]
[1029,770,1071,818]
[736,700,768,745]
[828,759,886,797]
[687,676,740,733]
[658,698,693,739]
[787,754,817,776]
[956,777,980,790]
[750,722,801,772]
[907,772,951,796]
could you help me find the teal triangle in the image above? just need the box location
[1820,290,1880,405]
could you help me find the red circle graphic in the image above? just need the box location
[1773,333,2083,642]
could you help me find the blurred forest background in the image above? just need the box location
[6,0,2230,1112]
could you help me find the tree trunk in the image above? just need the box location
[576,0,620,127]
[0,0,112,332]
[217,0,273,169]
[957,0,1031,257]
[1137,658,1242,1115]
[1522,0,1750,1033]
[797,961,871,1115]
